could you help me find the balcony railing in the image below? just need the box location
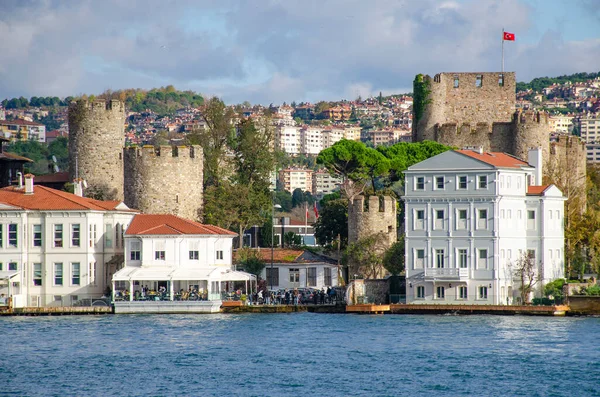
[424,268,469,279]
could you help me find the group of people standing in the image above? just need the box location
[247,287,338,305]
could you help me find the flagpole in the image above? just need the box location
[502,28,505,73]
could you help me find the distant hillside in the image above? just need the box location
[96,86,204,114]
[1,86,204,115]
[516,71,600,93]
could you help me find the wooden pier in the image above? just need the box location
[0,306,113,316]
[346,304,390,314]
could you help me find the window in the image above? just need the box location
[216,250,224,260]
[104,223,112,248]
[478,249,488,269]
[115,224,121,249]
[189,250,199,260]
[453,75,459,88]
[0,224,3,247]
[0,263,2,270]
[436,286,445,299]
[289,268,300,283]
[71,224,80,247]
[54,263,63,285]
[527,249,536,261]
[53,224,63,247]
[130,241,141,260]
[307,267,317,287]
[33,263,42,286]
[33,224,42,247]
[89,224,97,247]
[435,209,444,230]
[435,176,445,190]
[8,262,17,271]
[527,210,536,229]
[458,176,467,189]
[498,73,504,87]
[459,286,468,299]
[416,176,425,190]
[478,175,487,189]
[458,249,468,268]
[415,249,425,269]
[416,286,425,299]
[266,267,279,287]
[324,268,332,286]
[478,209,488,229]
[476,75,482,88]
[457,209,467,229]
[478,286,488,299]
[415,210,425,230]
[155,250,166,260]
[8,224,17,247]
[436,249,445,268]
[88,262,96,285]
[71,263,80,286]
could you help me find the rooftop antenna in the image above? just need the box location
[51,155,59,173]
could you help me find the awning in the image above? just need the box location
[112,267,140,282]
[217,270,256,282]
[0,271,19,279]
[171,268,214,281]
[131,267,174,281]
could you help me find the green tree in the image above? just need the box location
[291,188,304,208]
[273,190,293,212]
[342,233,388,279]
[48,136,69,171]
[236,248,266,277]
[313,197,348,248]
[383,237,405,275]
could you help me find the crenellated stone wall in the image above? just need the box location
[123,145,204,221]
[68,100,126,200]
[348,195,397,248]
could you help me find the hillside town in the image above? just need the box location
[0,71,599,316]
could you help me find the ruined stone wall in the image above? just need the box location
[547,135,587,211]
[68,100,125,200]
[123,145,204,221]
[414,72,516,142]
[348,195,397,248]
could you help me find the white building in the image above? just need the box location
[301,126,323,155]
[404,148,565,305]
[312,169,342,198]
[112,214,254,313]
[0,176,137,308]
[257,249,339,291]
[275,126,301,155]
[279,167,313,193]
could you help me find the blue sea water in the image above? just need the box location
[0,313,599,397]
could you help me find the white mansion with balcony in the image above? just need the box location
[404,148,565,305]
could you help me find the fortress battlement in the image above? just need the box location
[348,195,397,248]
[69,99,125,113]
[124,145,201,160]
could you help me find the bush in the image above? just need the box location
[543,279,565,299]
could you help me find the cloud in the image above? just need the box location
[0,0,598,104]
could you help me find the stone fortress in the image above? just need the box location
[68,100,203,221]
[348,195,397,248]
[412,72,586,202]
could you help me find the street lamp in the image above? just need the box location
[270,204,282,292]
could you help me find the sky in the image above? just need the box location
[1,0,599,105]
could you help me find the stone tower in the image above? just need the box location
[348,195,397,247]
[412,71,586,208]
[68,99,125,200]
[123,145,204,221]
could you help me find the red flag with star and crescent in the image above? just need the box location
[503,32,515,41]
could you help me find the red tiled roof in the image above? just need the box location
[0,152,33,162]
[0,184,131,211]
[527,185,551,195]
[0,119,44,127]
[126,214,237,236]
[456,150,530,168]
[234,249,304,263]
[34,171,69,183]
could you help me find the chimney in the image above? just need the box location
[73,179,83,197]
[24,174,34,195]
[527,147,543,186]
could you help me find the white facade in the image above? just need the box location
[276,126,301,155]
[0,182,136,307]
[301,127,323,155]
[279,168,313,193]
[312,170,342,198]
[261,262,339,291]
[112,214,253,305]
[404,149,565,305]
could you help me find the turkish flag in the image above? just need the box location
[503,32,515,41]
